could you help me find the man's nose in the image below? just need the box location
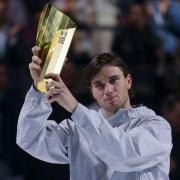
[104,82,114,94]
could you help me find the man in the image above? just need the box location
[16,46,172,180]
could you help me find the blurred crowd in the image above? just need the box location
[0,0,180,179]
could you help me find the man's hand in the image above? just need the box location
[29,46,42,86]
[45,73,78,113]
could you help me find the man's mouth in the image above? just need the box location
[105,96,118,102]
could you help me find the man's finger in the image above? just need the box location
[32,55,42,65]
[32,46,41,56]
[49,88,64,95]
[46,80,59,90]
[45,97,56,104]
[29,62,41,71]
[45,73,61,81]
[45,92,59,104]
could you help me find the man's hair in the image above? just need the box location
[84,53,131,86]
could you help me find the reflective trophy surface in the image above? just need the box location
[35,3,77,93]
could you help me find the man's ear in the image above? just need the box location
[126,74,132,90]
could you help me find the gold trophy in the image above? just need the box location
[36,3,77,93]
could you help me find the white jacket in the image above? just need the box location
[16,86,172,180]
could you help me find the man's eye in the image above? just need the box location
[109,77,118,84]
[96,83,105,89]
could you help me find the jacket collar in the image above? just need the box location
[99,105,156,126]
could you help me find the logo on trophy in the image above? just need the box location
[36,3,77,93]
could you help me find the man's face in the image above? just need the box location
[91,65,132,116]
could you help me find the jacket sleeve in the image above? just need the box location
[71,103,172,172]
[16,86,72,164]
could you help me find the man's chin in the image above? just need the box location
[105,104,120,112]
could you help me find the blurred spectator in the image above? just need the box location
[0,63,7,155]
[142,0,180,94]
[7,0,28,32]
[0,0,8,64]
[74,0,95,27]
[161,94,180,179]
[92,0,118,55]
[53,0,75,14]
[116,0,134,15]
[112,2,161,109]
[161,94,180,132]
[0,63,10,180]
[69,29,92,66]
[113,2,160,67]
[146,0,180,55]
[0,63,24,180]
[22,0,47,16]
[0,0,28,95]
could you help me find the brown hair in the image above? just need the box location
[84,53,131,86]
